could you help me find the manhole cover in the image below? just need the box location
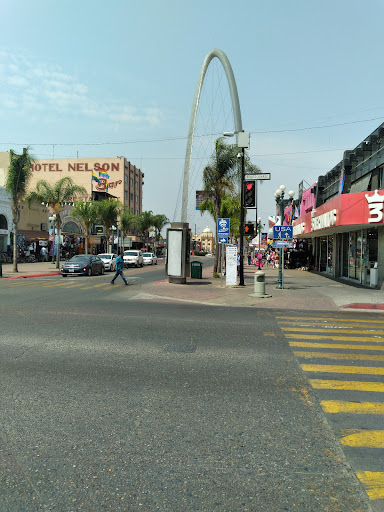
[164,344,197,353]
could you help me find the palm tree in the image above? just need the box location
[5,147,35,272]
[201,138,238,273]
[95,199,122,253]
[119,207,138,250]
[26,177,87,268]
[152,214,169,255]
[136,211,154,251]
[71,201,99,255]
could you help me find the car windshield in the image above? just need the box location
[69,255,91,262]
[124,251,137,256]
[142,253,152,257]
[99,254,112,259]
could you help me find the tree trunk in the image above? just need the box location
[12,224,18,273]
[55,218,62,269]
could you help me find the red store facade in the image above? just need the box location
[293,189,384,288]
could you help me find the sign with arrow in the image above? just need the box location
[218,237,228,244]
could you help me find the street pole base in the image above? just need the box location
[276,284,284,289]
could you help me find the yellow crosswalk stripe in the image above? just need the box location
[282,327,384,335]
[286,334,384,341]
[280,321,384,329]
[277,316,384,324]
[309,379,384,392]
[81,282,111,289]
[340,430,384,448]
[321,400,384,414]
[294,351,384,361]
[301,364,384,375]
[290,341,384,351]
[356,472,384,500]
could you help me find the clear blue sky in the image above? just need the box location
[1,0,384,234]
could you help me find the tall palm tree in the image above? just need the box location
[95,199,122,253]
[71,201,99,255]
[5,147,35,272]
[201,138,238,273]
[136,211,154,250]
[152,214,169,255]
[119,207,138,250]
[26,177,87,268]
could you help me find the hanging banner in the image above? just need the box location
[225,245,237,287]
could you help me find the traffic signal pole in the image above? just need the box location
[239,147,245,286]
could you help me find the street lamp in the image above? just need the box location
[257,217,262,253]
[223,130,250,286]
[274,186,294,289]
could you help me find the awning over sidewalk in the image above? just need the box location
[18,230,49,241]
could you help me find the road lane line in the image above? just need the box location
[282,327,384,334]
[309,379,384,392]
[286,334,384,341]
[340,430,384,448]
[301,364,384,375]
[277,316,384,324]
[356,471,384,500]
[290,341,384,351]
[321,400,384,414]
[294,351,384,361]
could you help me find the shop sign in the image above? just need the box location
[311,209,337,231]
[365,190,384,223]
[0,229,8,235]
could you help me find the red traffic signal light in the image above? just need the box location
[244,181,256,208]
[245,223,255,235]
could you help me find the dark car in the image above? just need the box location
[61,255,105,277]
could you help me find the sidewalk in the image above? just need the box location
[2,260,384,312]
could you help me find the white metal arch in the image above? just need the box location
[181,48,243,223]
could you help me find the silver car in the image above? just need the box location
[98,253,118,271]
[123,250,143,268]
[142,252,158,265]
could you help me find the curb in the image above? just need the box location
[1,272,61,280]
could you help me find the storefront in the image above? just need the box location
[293,189,384,288]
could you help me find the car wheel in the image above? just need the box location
[87,268,92,276]
[136,262,139,267]
[62,274,67,278]
[101,266,105,275]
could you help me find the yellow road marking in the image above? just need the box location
[340,430,384,448]
[321,400,384,414]
[280,321,384,329]
[356,471,384,500]
[81,282,111,289]
[301,364,384,375]
[309,379,384,392]
[290,341,384,351]
[294,351,384,362]
[282,327,384,335]
[277,316,384,324]
[286,334,384,341]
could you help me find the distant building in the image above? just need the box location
[192,227,215,253]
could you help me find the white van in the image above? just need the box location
[123,250,143,268]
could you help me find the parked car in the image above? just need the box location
[142,252,158,265]
[61,255,105,277]
[123,250,143,268]
[98,253,117,271]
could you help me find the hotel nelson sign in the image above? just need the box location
[31,162,120,173]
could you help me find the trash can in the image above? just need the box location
[191,261,203,279]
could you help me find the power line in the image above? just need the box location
[1,115,383,148]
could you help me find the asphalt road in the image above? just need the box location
[0,267,376,511]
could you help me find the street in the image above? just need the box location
[1,265,382,511]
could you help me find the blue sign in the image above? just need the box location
[217,218,230,237]
[218,237,228,244]
[273,225,293,240]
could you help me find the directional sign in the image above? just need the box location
[273,241,294,249]
[217,218,230,237]
[273,226,293,240]
[244,173,271,180]
[218,237,228,244]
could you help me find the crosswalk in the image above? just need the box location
[277,314,384,504]
[1,277,125,291]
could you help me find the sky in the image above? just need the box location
[1,0,384,235]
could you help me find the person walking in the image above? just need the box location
[40,245,48,262]
[111,252,129,285]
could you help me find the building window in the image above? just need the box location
[130,193,134,201]
[124,175,128,183]
[135,195,138,203]
[135,182,138,189]
[130,178,133,186]
[125,191,128,199]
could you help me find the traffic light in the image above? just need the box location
[245,223,254,235]
[244,181,256,207]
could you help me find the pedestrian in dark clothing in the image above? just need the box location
[111,252,129,285]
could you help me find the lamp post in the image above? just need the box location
[257,216,262,253]
[111,225,117,254]
[274,185,294,289]
[48,214,56,264]
[223,130,250,287]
